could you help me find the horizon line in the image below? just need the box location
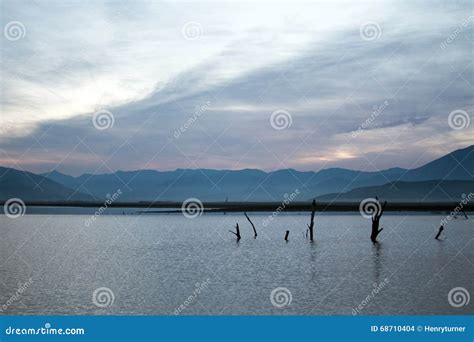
[3,143,472,177]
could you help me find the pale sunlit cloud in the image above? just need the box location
[0,0,472,174]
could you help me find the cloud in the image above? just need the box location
[0,0,472,175]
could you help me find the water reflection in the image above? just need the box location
[372,242,383,284]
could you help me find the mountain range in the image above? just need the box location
[0,166,94,201]
[1,145,472,202]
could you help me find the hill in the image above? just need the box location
[316,180,474,202]
[2,145,471,202]
[0,167,94,201]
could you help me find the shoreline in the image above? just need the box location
[1,201,472,213]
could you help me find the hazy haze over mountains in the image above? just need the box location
[1,145,472,202]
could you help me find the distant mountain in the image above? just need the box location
[42,170,82,189]
[316,180,474,202]
[0,167,94,201]
[3,144,472,202]
[401,145,474,181]
[313,145,473,202]
[41,167,407,201]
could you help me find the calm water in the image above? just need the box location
[0,212,472,315]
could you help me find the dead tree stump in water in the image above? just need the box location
[244,212,258,238]
[285,230,290,241]
[307,200,316,242]
[370,200,387,243]
[435,225,444,240]
[229,223,241,241]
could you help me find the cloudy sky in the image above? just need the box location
[0,0,472,175]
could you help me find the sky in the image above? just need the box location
[0,0,473,176]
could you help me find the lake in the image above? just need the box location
[0,212,472,315]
